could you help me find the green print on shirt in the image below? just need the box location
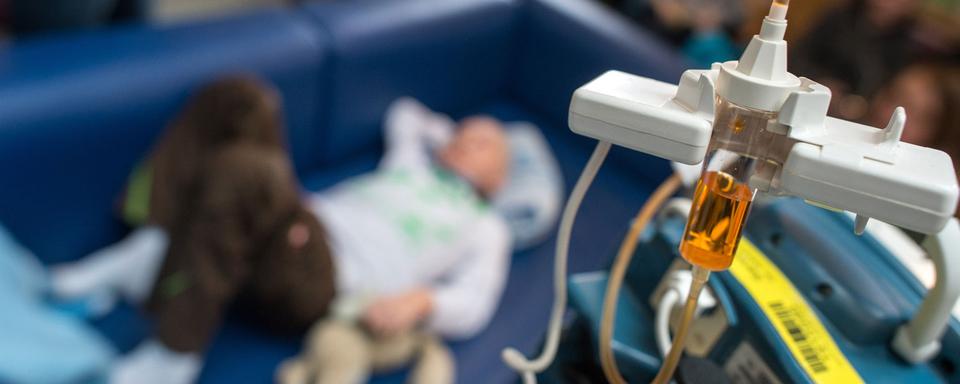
[399,214,427,246]
[351,167,489,250]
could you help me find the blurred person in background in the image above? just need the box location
[52,77,514,384]
[912,0,960,56]
[868,61,960,212]
[738,0,840,43]
[622,0,744,68]
[791,0,925,121]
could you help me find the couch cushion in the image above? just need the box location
[302,0,521,164]
[0,9,329,263]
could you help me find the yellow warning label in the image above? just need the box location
[729,240,864,384]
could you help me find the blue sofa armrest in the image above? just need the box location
[0,9,329,263]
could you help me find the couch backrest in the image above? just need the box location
[506,0,687,185]
[302,0,521,165]
[509,0,688,127]
[0,9,329,263]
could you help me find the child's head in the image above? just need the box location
[438,116,510,198]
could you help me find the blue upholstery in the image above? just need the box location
[302,0,522,164]
[509,0,687,185]
[0,9,328,264]
[0,0,690,383]
[509,0,685,126]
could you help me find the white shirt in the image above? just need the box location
[309,100,512,339]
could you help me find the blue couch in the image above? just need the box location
[0,0,687,382]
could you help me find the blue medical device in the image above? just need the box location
[553,198,960,383]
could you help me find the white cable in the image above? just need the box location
[502,141,612,383]
[522,372,536,384]
[655,289,680,357]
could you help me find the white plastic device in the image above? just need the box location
[569,71,712,165]
[570,69,958,235]
[567,0,960,364]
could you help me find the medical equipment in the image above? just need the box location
[503,0,960,382]
[553,199,960,383]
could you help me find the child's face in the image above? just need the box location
[438,116,509,197]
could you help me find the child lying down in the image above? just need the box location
[51,77,516,384]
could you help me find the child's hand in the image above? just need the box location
[363,288,434,337]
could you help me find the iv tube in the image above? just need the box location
[651,267,710,384]
[648,101,778,384]
[770,0,789,20]
[651,99,784,384]
[599,174,683,384]
[603,1,794,382]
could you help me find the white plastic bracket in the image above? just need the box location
[777,78,905,164]
[777,78,830,138]
[893,219,960,363]
[568,70,714,165]
[879,107,907,154]
[675,66,720,120]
